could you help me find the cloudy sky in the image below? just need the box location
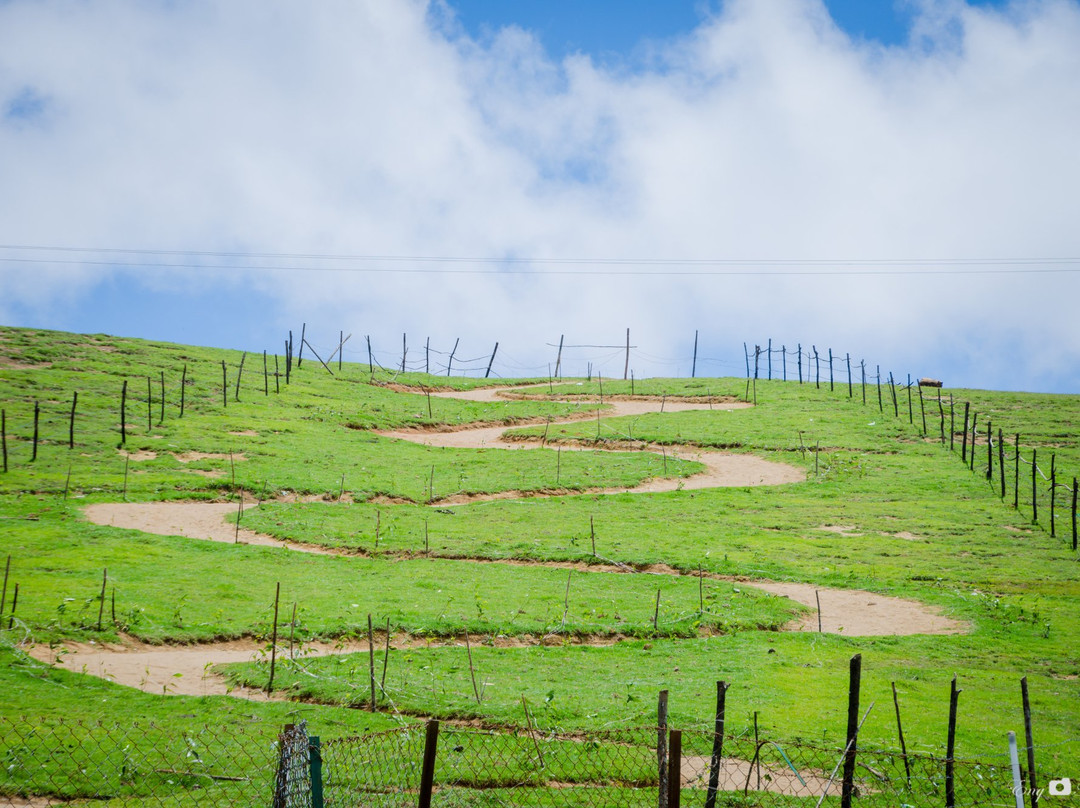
[1,0,1078,391]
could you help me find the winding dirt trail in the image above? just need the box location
[61,384,965,700]
[379,387,803,493]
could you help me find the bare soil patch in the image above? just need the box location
[118,449,157,461]
[172,451,246,463]
[682,754,836,797]
[81,502,964,638]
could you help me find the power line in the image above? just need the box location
[1,245,1078,276]
[1,257,1078,277]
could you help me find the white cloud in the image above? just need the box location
[0,0,1078,389]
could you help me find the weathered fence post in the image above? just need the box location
[841,653,861,808]
[447,338,459,377]
[658,690,669,808]
[69,392,78,449]
[704,681,729,808]
[418,720,440,808]
[309,735,324,808]
[891,682,911,787]
[1022,677,1039,808]
[961,403,970,463]
[1032,449,1038,524]
[668,729,682,808]
[268,582,281,693]
[120,381,128,444]
[485,342,499,378]
[692,330,698,378]
[946,676,960,808]
[31,401,39,461]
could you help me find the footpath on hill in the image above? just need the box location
[59,384,965,700]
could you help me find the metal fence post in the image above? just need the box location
[419,719,440,808]
[309,736,323,808]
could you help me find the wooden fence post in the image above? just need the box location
[970,413,977,471]
[946,676,961,808]
[120,381,128,444]
[668,730,682,808]
[555,334,564,378]
[418,720,440,808]
[658,690,669,808]
[268,582,281,693]
[1014,434,1021,509]
[1050,455,1057,538]
[891,682,911,787]
[624,328,630,380]
[704,681,729,808]
[69,392,77,449]
[309,735,324,808]
[1022,677,1039,808]
[1072,477,1077,551]
[961,403,970,463]
[828,348,834,391]
[297,323,306,368]
[485,342,499,378]
[1032,449,1038,524]
[846,353,852,397]
[1000,429,1006,499]
[841,653,861,808]
[31,401,38,461]
[692,331,698,378]
[447,338,459,377]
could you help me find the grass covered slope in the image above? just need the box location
[1,326,1078,777]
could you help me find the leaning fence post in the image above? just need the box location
[946,676,961,808]
[704,681,729,808]
[419,719,440,808]
[309,735,324,808]
[841,653,861,808]
[668,729,682,808]
[891,682,911,788]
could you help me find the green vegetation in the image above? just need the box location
[1,325,1078,799]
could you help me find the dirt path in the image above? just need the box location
[380,389,802,493]
[64,385,964,700]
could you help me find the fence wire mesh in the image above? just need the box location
[3,717,1072,808]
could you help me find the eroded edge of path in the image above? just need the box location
[80,501,968,640]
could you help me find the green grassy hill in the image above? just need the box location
[1,325,1077,785]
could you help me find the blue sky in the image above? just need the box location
[1,0,1078,391]
[449,0,1007,53]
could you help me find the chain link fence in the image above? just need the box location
[6,716,1067,808]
